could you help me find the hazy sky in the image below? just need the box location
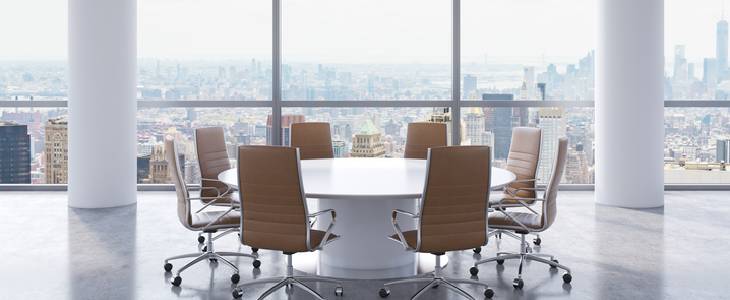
[0,0,725,65]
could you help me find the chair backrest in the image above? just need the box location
[290,122,334,160]
[404,122,448,159]
[237,146,311,252]
[542,137,568,229]
[165,137,192,228]
[505,127,542,198]
[195,127,231,198]
[418,146,491,253]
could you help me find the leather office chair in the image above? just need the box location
[404,122,448,159]
[232,146,343,299]
[379,146,494,299]
[162,137,259,287]
[290,122,334,160]
[194,127,245,246]
[469,138,572,290]
[474,127,542,254]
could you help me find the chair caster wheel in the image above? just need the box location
[197,236,205,244]
[164,263,173,272]
[550,259,559,269]
[251,247,259,253]
[378,288,390,298]
[432,283,439,289]
[171,276,182,286]
[469,266,479,276]
[209,258,217,263]
[201,246,208,252]
[232,288,243,299]
[484,288,494,298]
[563,273,572,284]
[473,247,481,254]
[512,278,524,289]
[496,259,504,265]
[252,259,261,268]
[231,273,240,284]
[334,286,344,296]
[533,237,542,246]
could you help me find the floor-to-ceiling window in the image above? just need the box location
[2,0,729,188]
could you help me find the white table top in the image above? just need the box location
[218,157,516,200]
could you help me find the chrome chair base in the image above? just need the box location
[471,233,571,289]
[232,254,344,300]
[380,255,493,300]
[164,231,259,286]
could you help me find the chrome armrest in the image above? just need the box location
[498,196,545,214]
[309,209,337,250]
[391,209,420,251]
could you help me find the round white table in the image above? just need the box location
[218,157,515,279]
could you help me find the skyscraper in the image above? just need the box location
[482,93,514,160]
[717,139,730,163]
[537,108,566,183]
[718,19,728,76]
[464,107,486,145]
[266,114,305,146]
[428,107,452,144]
[0,122,31,184]
[350,119,385,157]
[704,58,719,86]
[463,74,478,99]
[44,117,68,184]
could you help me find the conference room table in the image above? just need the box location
[218,157,516,279]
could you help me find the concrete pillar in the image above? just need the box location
[68,0,137,208]
[595,0,664,208]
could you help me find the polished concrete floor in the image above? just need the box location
[1,191,728,299]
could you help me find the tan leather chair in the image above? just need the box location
[379,146,494,300]
[470,138,572,290]
[194,127,237,205]
[232,146,343,300]
[162,137,258,287]
[404,122,448,159]
[474,127,543,254]
[290,122,334,160]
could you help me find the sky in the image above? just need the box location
[0,0,725,65]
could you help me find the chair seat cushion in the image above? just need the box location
[389,230,418,249]
[309,230,340,248]
[488,211,543,231]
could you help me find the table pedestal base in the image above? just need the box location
[292,252,449,279]
[297,197,448,279]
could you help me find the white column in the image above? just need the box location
[595,0,664,208]
[68,0,137,208]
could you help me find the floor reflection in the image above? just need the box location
[68,204,137,300]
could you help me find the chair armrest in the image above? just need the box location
[309,209,337,250]
[390,209,419,251]
[497,197,545,214]
[201,178,233,193]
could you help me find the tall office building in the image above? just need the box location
[523,67,536,98]
[332,140,347,157]
[0,122,31,184]
[704,58,719,86]
[266,114,305,146]
[537,108,566,183]
[482,93,514,160]
[428,107,452,144]
[717,139,730,162]
[350,119,385,157]
[148,144,171,184]
[718,18,729,76]
[44,117,68,184]
[565,143,592,184]
[673,45,688,81]
[464,107,486,145]
[463,74,478,99]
